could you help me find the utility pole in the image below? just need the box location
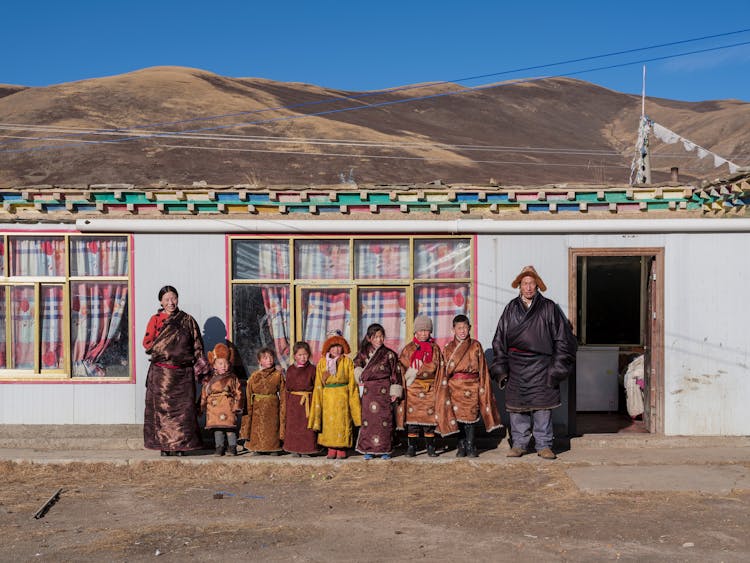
[641,65,652,184]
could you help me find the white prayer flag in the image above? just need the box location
[682,139,696,152]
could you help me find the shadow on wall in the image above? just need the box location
[202,316,248,379]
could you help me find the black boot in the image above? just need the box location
[228,445,237,456]
[465,424,478,458]
[215,446,225,456]
[406,437,417,457]
[456,439,466,457]
[426,437,438,457]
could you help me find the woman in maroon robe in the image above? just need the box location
[143,286,209,456]
[283,342,320,456]
[354,323,403,459]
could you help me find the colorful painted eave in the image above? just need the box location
[0,178,748,220]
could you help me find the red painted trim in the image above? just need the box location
[0,379,133,385]
[128,234,136,383]
[471,234,478,331]
[0,230,137,384]
[224,235,231,340]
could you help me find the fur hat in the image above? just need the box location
[208,342,234,365]
[414,315,433,333]
[511,265,547,292]
[322,333,351,355]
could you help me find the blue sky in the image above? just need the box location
[3,1,750,102]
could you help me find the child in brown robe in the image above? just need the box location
[200,343,243,456]
[283,342,320,456]
[240,347,286,455]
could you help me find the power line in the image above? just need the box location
[3,39,750,157]
[1,27,748,149]
[3,124,748,160]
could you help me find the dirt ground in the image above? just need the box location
[2,459,749,562]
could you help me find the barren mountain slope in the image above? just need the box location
[0,66,747,187]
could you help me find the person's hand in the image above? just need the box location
[390,395,398,403]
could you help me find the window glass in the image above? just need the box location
[300,288,351,361]
[70,282,129,377]
[10,237,65,277]
[357,288,407,351]
[41,285,64,370]
[69,237,128,277]
[414,239,471,279]
[233,240,289,280]
[295,240,349,280]
[232,284,290,370]
[415,283,470,347]
[354,240,409,279]
[11,285,35,369]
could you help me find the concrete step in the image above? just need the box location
[0,425,143,450]
[567,433,750,449]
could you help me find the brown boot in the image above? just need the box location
[506,447,526,458]
[537,447,557,460]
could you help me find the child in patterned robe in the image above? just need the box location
[240,347,286,455]
[200,343,243,456]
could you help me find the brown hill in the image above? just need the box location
[0,66,748,188]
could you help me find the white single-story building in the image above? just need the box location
[1,174,748,436]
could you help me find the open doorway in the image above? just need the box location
[568,248,664,435]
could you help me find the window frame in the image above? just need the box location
[0,232,134,383]
[228,234,475,364]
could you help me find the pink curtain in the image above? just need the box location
[70,237,128,276]
[415,284,470,347]
[355,241,409,279]
[260,286,290,367]
[11,286,35,369]
[40,285,64,369]
[71,282,128,377]
[301,289,351,362]
[358,288,406,351]
[10,237,65,276]
[415,239,471,279]
[296,241,350,279]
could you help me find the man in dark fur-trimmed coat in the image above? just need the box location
[491,265,577,460]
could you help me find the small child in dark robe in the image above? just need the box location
[200,343,243,456]
[283,342,320,457]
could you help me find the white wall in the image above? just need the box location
[4,227,749,434]
[477,231,750,436]
[663,233,750,435]
[133,233,228,423]
[0,233,228,424]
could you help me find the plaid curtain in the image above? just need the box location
[234,240,289,279]
[302,289,351,361]
[415,284,469,347]
[260,286,290,368]
[40,285,64,369]
[11,238,65,276]
[356,241,409,279]
[358,289,406,351]
[71,282,128,377]
[11,286,35,369]
[415,240,471,279]
[296,241,349,279]
[70,237,128,276]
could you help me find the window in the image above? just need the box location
[230,236,473,369]
[0,234,131,379]
[576,255,646,346]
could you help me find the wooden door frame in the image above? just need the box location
[568,247,665,434]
